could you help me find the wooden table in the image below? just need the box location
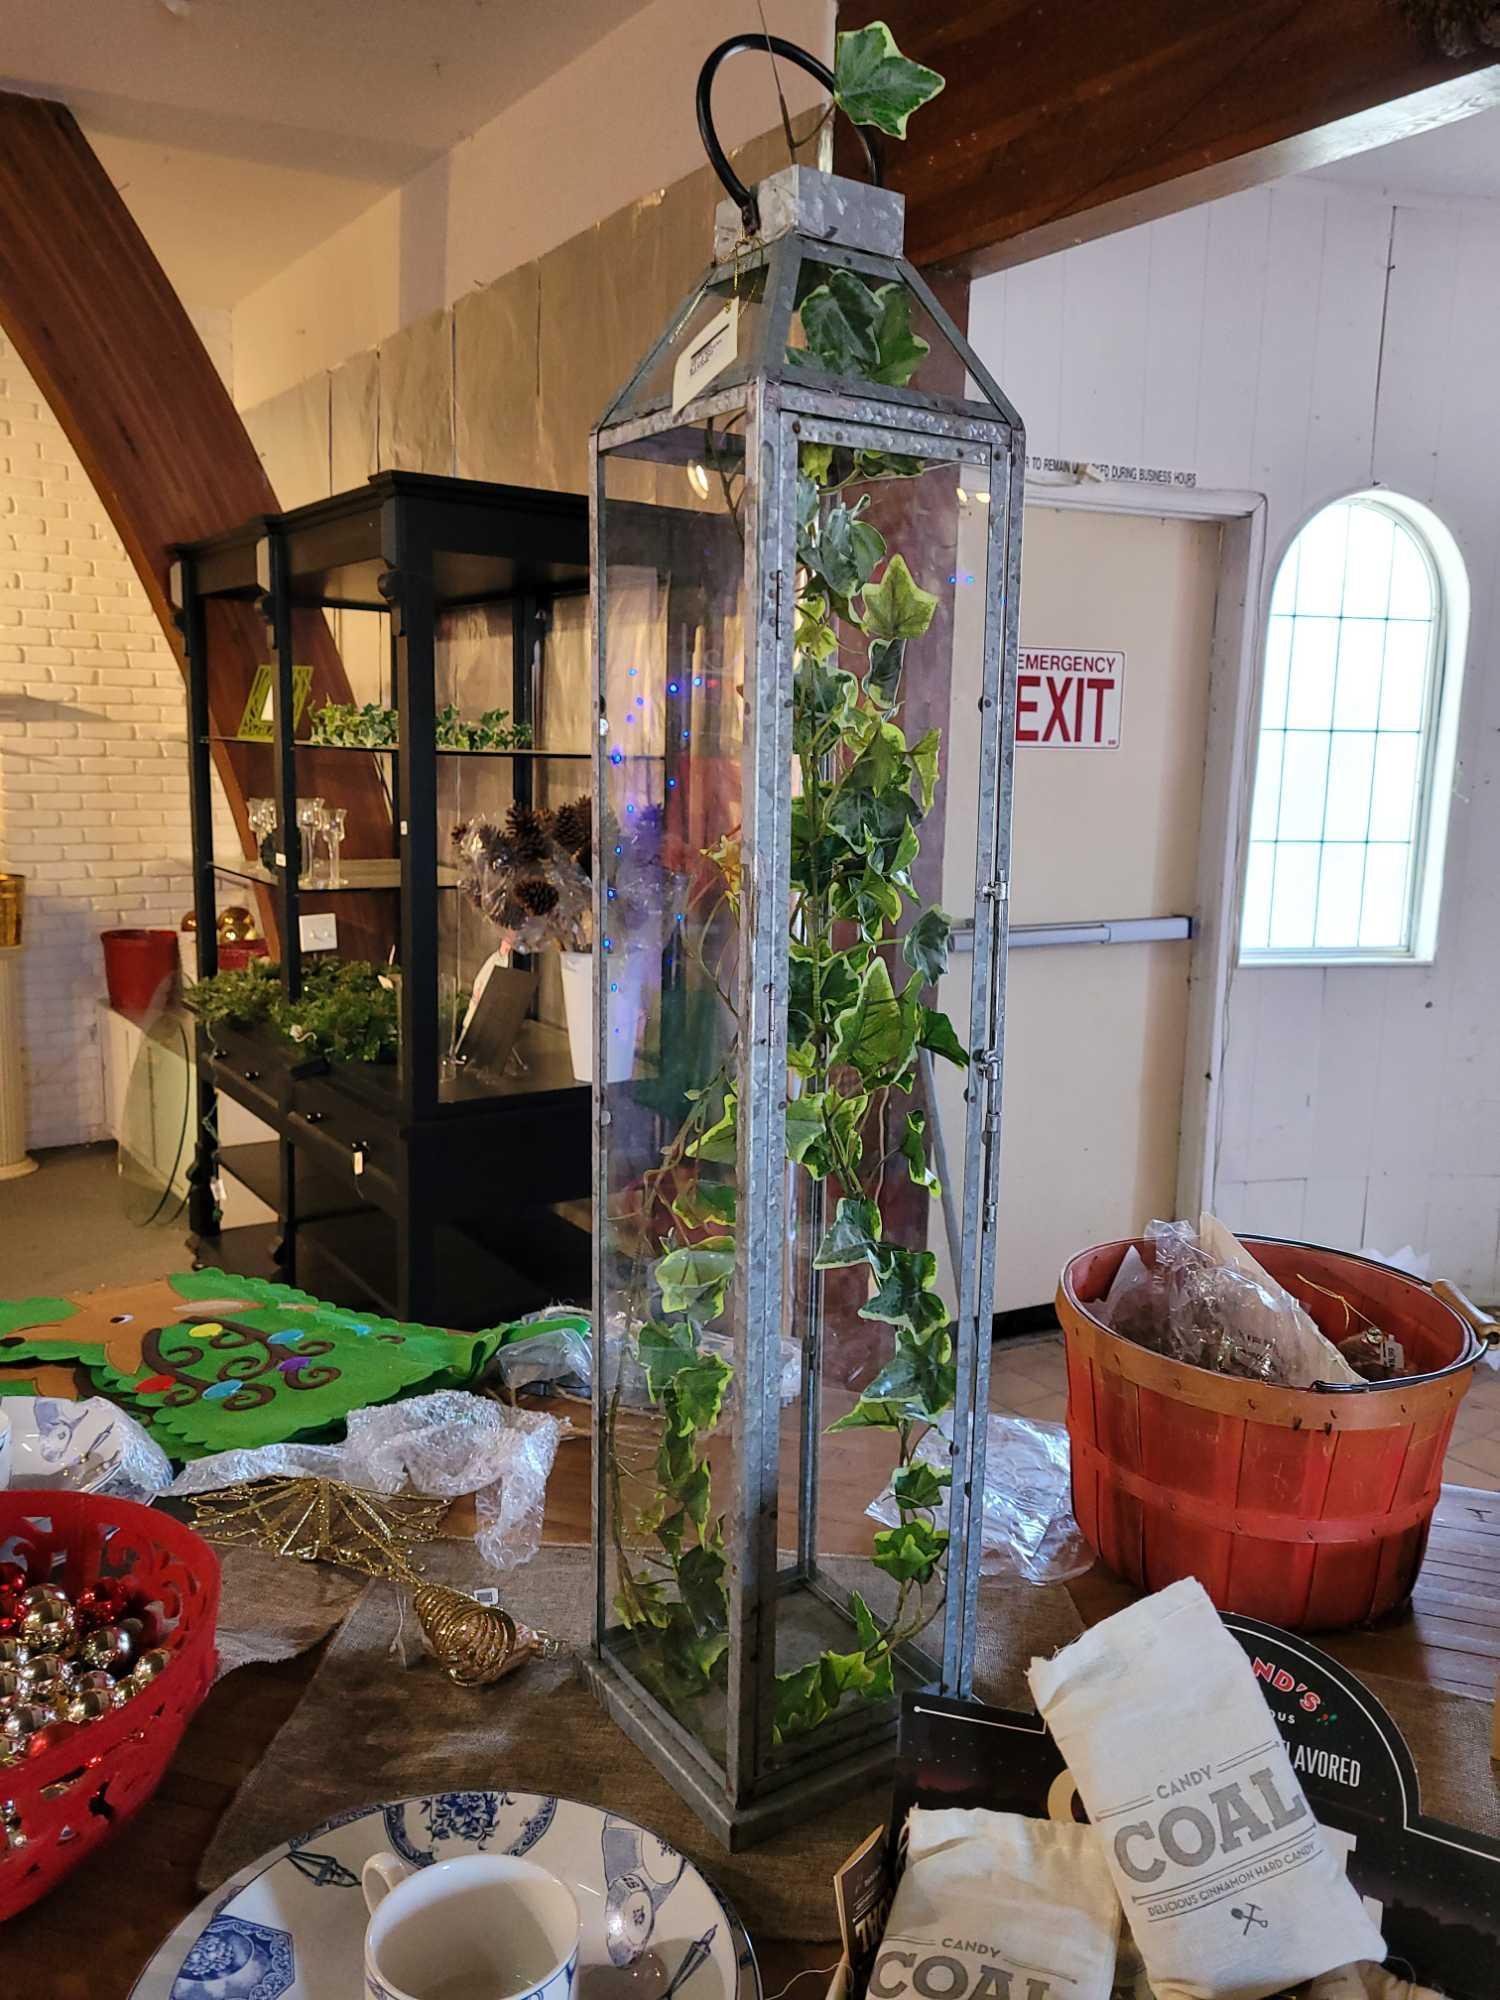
[8,1432,1500,1997]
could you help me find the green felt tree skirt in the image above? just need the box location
[0,1270,505,1460]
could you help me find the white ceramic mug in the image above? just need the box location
[0,1407,11,1491]
[361,1850,580,2000]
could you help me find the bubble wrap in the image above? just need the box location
[167,1391,567,1571]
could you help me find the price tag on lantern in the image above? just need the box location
[672,298,740,416]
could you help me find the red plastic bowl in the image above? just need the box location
[0,1492,220,1921]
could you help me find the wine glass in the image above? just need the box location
[323,806,347,888]
[296,797,328,886]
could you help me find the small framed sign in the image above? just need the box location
[238,664,314,742]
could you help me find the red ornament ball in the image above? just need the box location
[73,1582,129,1633]
[0,1563,28,1595]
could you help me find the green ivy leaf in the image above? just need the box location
[669,1456,713,1528]
[910,728,941,813]
[830,955,917,1084]
[615,1571,671,1631]
[918,1004,968,1069]
[861,555,939,643]
[827,1395,906,1432]
[656,1508,687,1558]
[805,499,887,600]
[654,1238,736,1320]
[788,947,862,1047]
[785,1091,825,1164]
[850,1588,882,1652]
[819,1645,887,1706]
[800,441,835,484]
[853,1330,957,1425]
[794,596,838,662]
[833,869,903,932]
[814,1195,883,1270]
[688,1093,737,1164]
[827,785,921,876]
[772,1660,829,1744]
[835,22,946,139]
[793,656,859,754]
[872,1518,950,1584]
[859,1247,950,1341]
[892,1459,952,1511]
[798,267,883,377]
[899,1109,942,1195]
[796,472,820,531]
[866,637,905,708]
[798,1088,869,1182]
[869,283,930,388]
[670,1352,734,1436]
[676,1542,728,1632]
[854,449,924,482]
[669,1181,738,1231]
[903,907,953,984]
[638,1318,699,1401]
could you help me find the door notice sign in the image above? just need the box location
[1017,647,1124,748]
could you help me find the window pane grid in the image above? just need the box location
[1242,498,1440,960]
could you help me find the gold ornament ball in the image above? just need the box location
[1,1702,55,1743]
[130,1648,171,1686]
[0,1639,29,1669]
[0,1668,29,1702]
[80,1624,136,1674]
[24,1652,73,1689]
[19,1586,73,1646]
[217,905,260,944]
[63,1689,115,1725]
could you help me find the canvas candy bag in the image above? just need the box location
[1028,1578,1384,2000]
[871,1806,1120,2000]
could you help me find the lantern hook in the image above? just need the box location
[696,34,882,236]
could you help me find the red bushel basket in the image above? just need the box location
[0,1492,219,1921]
[1058,1236,1497,1631]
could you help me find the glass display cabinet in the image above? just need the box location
[585,164,1024,1846]
[171,472,593,1328]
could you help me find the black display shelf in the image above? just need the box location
[173,471,592,1328]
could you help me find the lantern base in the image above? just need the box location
[579,1648,901,1852]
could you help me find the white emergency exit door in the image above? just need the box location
[939,503,1222,1311]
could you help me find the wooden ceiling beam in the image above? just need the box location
[0,92,390,954]
[836,2,1500,274]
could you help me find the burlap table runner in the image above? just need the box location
[196,1543,1085,1937]
[212,1544,368,1678]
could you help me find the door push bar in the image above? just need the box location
[949,914,1193,953]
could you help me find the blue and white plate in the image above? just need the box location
[130,1792,760,2000]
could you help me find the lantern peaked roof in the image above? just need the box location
[595,166,1023,440]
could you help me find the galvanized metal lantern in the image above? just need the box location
[586,46,1022,1848]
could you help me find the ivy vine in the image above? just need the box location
[607,24,958,1749]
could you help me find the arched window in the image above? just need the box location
[1240,491,1466,962]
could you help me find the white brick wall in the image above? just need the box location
[0,331,234,1149]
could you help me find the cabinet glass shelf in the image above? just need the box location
[212,857,454,891]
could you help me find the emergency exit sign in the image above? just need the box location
[1016,648,1125,748]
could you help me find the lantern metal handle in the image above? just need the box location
[695,34,882,234]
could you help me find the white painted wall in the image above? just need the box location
[232,0,833,407]
[0,314,236,1149]
[969,179,1500,1297]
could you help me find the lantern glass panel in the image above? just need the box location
[596,427,749,1774]
[778,445,996,1712]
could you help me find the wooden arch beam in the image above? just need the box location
[0,91,388,950]
[838,2,1500,275]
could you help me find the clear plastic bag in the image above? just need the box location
[867,1414,1091,1585]
[168,1391,566,1572]
[1100,1219,1364,1389]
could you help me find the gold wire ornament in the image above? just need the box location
[187,1476,561,1686]
[187,1476,450,1575]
